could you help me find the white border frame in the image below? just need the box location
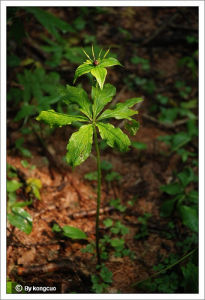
[1,1,204,300]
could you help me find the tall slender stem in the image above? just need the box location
[93,124,101,265]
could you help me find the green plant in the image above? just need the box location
[160,167,198,233]
[131,55,150,71]
[91,264,113,293]
[135,213,152,240]
[136,249,198,293]
[158,119,198,161]
[7,171,33,234]
[6,164,43,234]
[36,46,143,265]
[52,223,87,240]
[84,160,122,183]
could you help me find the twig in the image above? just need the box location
[68,206,115,219]
[140,12,180,46]
[142,114,189,129]
[15,260,76,276]
[132,248,197,287]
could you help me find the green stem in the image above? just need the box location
[132,248,197,287]
[93,124,101,265]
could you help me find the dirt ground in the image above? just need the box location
[6,6,198,293]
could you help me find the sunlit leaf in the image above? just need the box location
[62,225,87,239]
[62,85,92,119]
[66,124,93,167]
[26,178,42,200]
[36,109,88,127]
[99,57,122,68]
[91,84,116,118]
[8,207,32,234]
[91,66,107,90]
[73,62,94,84]
[7,180,22,193]
[96,122,131,152]
[98,97,142,121]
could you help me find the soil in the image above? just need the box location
[6,6,198,294]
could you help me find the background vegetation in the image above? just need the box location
[7,6,198,294]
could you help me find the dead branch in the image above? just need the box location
[142,114,189,129]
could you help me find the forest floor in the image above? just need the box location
[7,6,198,293]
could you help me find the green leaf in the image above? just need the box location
[92,84,116,118]
[6,281,13,294]
[14,105,37,121]
[171,132,191,151]
[159,108,178,124]
[177,167,197,187]
[36,109,88,127]
[110,238,125,248]
[187,190,198,204]
[99,57,122,68]
[96,122,131,152]
[63,85,92,119]
[160,199,177,217]
[66,124,93,167]
[101,160,112,171]
[12,207,32,222]
[105,171,122,182]
[7,180,22,193]
[178,205,198,232]
[131,56,150,71]
[12,200,33,208]
[52,223,62,232]
[125,119,140,135]
[8,207,32,234]
[181,262,198,292]
[160,183,184,195]
[109,198,126,212]
[132,141,147,150]
[21,160,29,168]
[84,171,98,181]
[111,221,129,235]
[91,66,107,90]
[100,265,113,283]
[26,178,42,200]
[103,218,113,228]
[98,97,142,121]
[73,62,94,84]
[62,225,87,239]
[24,7,75,39]
[15,137,32,158]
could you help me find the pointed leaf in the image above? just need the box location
[125,119,140,135]
[92,84,116,118]
[73,62,94,84]
[7,180,22,193]
[99,57,122,68]
[66,124,93,167]
[8,207,32,234]
[98,97,142,121]
[62,85,92,119]
[36,109,89,127]
[178,205,198,232]
[91,66,107,90]
[62,225,87,239]
[96,122,130,152]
